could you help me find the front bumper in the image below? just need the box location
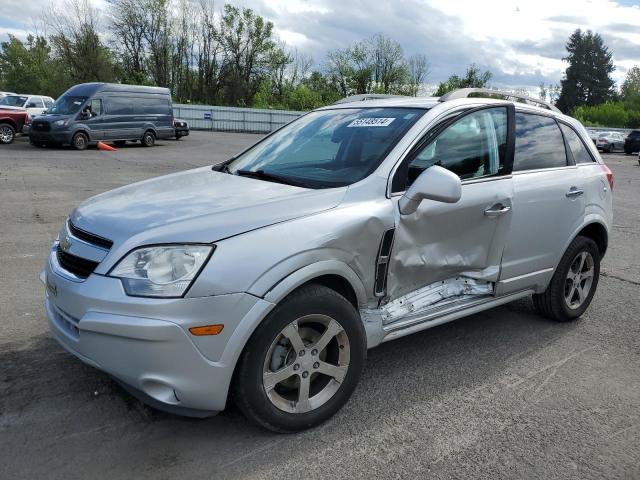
[29,130,72,144]
[43,247,274,414]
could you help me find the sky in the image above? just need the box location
[1,0,639,94]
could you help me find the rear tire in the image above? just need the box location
[533,236,600,322]
[141,130,155,147]
[233,284,366,432]
[0,123,16,144]
[72,132,89,150]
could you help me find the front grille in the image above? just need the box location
[68,221,113,249]
[32,120,50,132]
[56,247,99,279]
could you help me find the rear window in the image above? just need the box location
[513,113,567,171]
[560,124,595,164]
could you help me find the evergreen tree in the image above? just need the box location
[556,29,615,113]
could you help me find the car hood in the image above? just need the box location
[70,166,347,251]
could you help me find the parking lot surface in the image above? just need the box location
[1,132,639,479]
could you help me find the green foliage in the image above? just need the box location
[0,35,68,97]
[573,102,640,128]
[434,64,492,96]
[557,29,615,113]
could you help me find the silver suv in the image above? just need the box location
[43,89,613,432]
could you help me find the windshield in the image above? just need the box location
[0,95,28,107]
[48,96,88,115]
[227,107,425,188]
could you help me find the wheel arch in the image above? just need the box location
[262,260,367,309]
[0,118,18,130]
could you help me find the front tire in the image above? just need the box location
[72,132,89,150]
[0,123,16,144]
[533,236,600,322]
[233,284,366,432]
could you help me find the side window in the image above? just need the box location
[560,124,595,164]
[513,113,567,171]
[89,98,102,117]
[105,97,132,115]
[44,98,54,108]
[27,97,44,108]
[402,107,508,188]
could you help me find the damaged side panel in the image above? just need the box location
[379,276,493,324]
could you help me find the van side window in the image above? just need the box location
[560,124,595,164]
[398,107,507,190]
[105,97,132,115]
[513,113,567,171]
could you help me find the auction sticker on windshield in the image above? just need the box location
[347,117,396,127]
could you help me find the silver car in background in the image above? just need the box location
[43,89,613,432]
[596,131,626,153]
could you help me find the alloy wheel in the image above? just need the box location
[564,251,595,310]
[262,314,350,414]
[0,125,14,143]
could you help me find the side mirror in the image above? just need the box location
[398,165,462,215]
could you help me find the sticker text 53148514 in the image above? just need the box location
[347,117,396,128]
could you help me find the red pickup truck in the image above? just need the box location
[0,108,28,144]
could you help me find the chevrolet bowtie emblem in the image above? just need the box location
[60,235,72,252]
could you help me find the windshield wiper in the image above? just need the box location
[235,169,310,188]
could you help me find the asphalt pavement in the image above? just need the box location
[0,132,638,479]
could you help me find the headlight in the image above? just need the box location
[53,119,68,126]
[109,245,213,297]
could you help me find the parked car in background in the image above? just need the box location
[0,107,28,144]
[29,83,175,149]
[0,94,54,117]
[624,130,640,155]
[596,132,625,153]
[43,88,613,432]
[174,118,189,139]
[0,91,16,100]
[587,129,599,145]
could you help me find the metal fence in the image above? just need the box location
[173,104,304,133]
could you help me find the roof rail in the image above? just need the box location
[438,88,561,113]
[333,94,408,105]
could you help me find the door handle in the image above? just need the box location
[566,188,584,198]
[484,204,511,217]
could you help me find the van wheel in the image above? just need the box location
[0,123,15,144]
[233,284,366,432]
[141,130,155,147]
[533,236,600,322]
[72,132,88,150]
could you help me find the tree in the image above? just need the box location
[0,35,67,96]
[434,64,492,96]
[219,4,277,106]
[48,0,116,84]
[556,29,615,113]
[621,65,640,111]
[369,34,407,94]
[407,54,429,96]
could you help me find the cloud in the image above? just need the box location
[2,0,639,90]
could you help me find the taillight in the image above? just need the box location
[601,164,613,191]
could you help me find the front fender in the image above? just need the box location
[261,259,368,306]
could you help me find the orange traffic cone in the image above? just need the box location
[97,141,117,152]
